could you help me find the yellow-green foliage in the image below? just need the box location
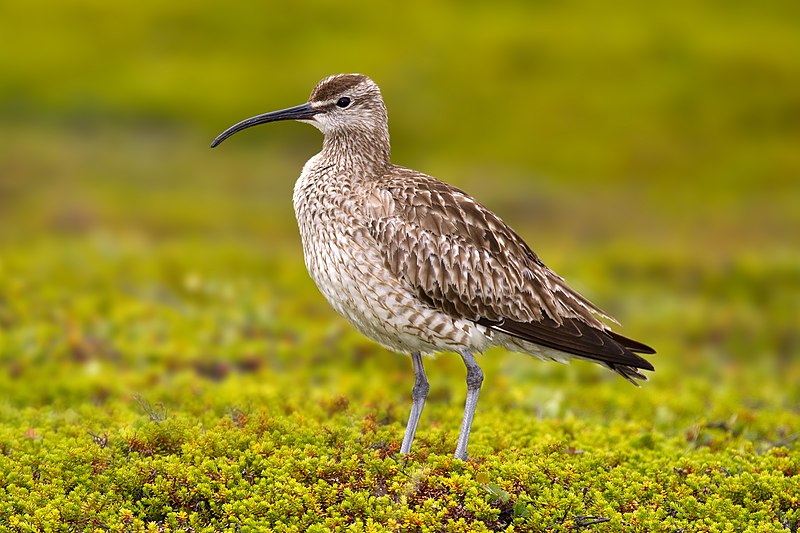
[1,237,798,531]
[1,0,799,531]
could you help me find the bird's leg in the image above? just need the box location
[400,352,429,455]
[454,350,484,460]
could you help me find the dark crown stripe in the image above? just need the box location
[310,74,367,102]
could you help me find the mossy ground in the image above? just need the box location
[1,1,799,531]
[1,234,797,531]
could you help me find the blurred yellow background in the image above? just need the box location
[1,0,798,405]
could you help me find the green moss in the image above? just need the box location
[1,234,798,530]
[1,233,798,533]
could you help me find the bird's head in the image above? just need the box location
[211,73,388,148]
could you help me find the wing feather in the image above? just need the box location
[367,167,655,379]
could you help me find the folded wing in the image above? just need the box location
[367,167,655,383]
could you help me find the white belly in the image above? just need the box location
[291,160,490,355]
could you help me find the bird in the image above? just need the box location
[211,73,655,460]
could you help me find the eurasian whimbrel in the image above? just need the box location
[211,74,655,460]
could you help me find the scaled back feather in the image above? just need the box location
[368,166,655,383]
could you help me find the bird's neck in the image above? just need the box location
[320,127,391,177]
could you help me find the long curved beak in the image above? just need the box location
[210,103,319,148]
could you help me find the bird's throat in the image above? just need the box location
[321,129,391,176]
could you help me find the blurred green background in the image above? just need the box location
[2,0,798,372]
[1,0,799,528]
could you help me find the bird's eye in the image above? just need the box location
[336,97,351,108]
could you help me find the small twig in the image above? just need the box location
[133,394,167,422]
[570,516,611,529]
[771,432,799,448]
[87,431,108,448]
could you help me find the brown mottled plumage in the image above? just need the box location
[211,73,655,460]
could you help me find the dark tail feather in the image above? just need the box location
[605,330,656,386]
[478,316,655,385]
[609,330,656,355]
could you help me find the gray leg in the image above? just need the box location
[400,352,429,455]
[454,350,484,460]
